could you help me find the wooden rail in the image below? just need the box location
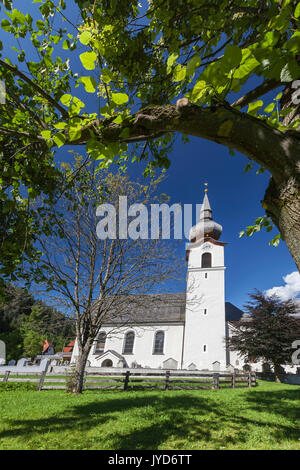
[1,370,256,391]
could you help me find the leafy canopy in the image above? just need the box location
[0,0,299,283]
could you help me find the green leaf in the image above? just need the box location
[62,40,70,50]
[1,19,11,31]
[295,3,300,18]
[173,64,186,82]
[233,55,260,79]
[285,32,300,53]
[60,94,73,107]
[101,68,113,84]
[223,45,242,70]
[119,127,130,138]
[186,55,201,77]
[79,51,97,70]
[192,79,208,102]
[69,125,81,141]
[166,53,178,73]
[261,31,279,48]
[280,59,300,82]
[7,9,26,25]
[53,133,66,148]
[79,31,92,45]
[248,100,263,115]
[113,115,124,124]
[264,103,275,113]
[41,130,52,140]
[244,162,253,173]
[78,76,97,93]
[111,92,129,105]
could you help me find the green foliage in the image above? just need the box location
[0,382,36,392]
[65,363,77,393]
[0,283,75,360]
[0,0,299,282]
[239,216,282,247]
[20,304,47,358]
[229,291,300,370]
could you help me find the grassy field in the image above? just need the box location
[0,380,299,450]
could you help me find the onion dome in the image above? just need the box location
[189,187,223,242]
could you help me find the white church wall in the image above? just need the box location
[71,323,184,369]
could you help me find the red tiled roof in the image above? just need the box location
[63,339,75,353]
[42,339,53,353]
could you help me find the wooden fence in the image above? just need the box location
[1,369,256,391]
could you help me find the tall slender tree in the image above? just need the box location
[35,163,183,393]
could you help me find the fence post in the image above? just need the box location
[123,371,130,391]
[213,373,219,390]
[3,371,10,383]
[232,373,236,389]
[248,371,252,388]
[37,370,46,391]
[165,370,170,391]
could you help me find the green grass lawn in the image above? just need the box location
[0,380,299,450]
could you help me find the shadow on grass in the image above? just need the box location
[0,386,300,449]
[243,387,300,423]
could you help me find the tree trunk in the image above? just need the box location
[263,176,300,271]
[72,344,91,394]
[273,363,283,383]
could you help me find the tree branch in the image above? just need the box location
[61,100,300,185]
[0,59,69,119]
[231,79,281,109]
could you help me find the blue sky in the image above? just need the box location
[0,0,298,311]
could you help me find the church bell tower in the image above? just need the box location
[182,186,227,370]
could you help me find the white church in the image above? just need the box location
[71,189,250,372]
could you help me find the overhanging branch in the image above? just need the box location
[231,79,281,109]
[0,59,69,119]
[62,100,299,184]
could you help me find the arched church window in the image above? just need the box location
[95,332,106,354]
[201,252,212,268]
[123,331,135,354]
[153,331,165,354]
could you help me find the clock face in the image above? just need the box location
[202,243,211,250]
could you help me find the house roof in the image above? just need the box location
[99,294,244,325]
[42,340,53,353]
[63,340,75,353]
[225,302,244,322]
[95,350,125,361]
[101,293,186,325]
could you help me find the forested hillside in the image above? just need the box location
[0,284,75,360]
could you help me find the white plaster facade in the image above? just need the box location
[72,323,185,369]
[182,239,227,370]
